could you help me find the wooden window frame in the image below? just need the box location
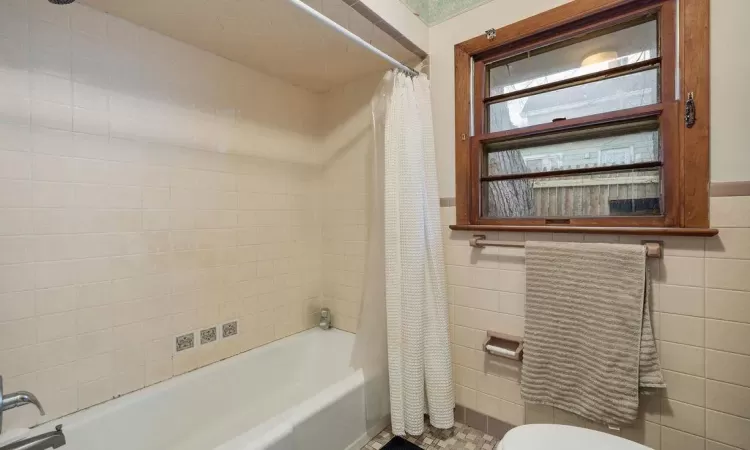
[452,0,715,236]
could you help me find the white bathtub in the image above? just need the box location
[37,328,387,450]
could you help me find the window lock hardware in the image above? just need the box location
[685,92,696,128]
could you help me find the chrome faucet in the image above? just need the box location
[0,376,65,450]
[319,308,331,330]
[1,376,45,433]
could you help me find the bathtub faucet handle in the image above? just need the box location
[319,308,331,330]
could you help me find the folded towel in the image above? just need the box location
[521,241,665,426]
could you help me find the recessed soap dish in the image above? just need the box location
[484,331,523,361]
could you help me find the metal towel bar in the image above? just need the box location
[468,235,662,258]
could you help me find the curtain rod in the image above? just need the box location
[287,0,420,77]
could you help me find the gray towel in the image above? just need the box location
[521,241,665,426]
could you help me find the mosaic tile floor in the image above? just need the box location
[362,419,499,450]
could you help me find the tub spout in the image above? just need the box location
[1,391,45,416]
[319,308,331,330]
[1,376,46,434]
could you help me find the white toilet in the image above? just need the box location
[496,424,650,450]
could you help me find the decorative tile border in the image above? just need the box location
[200,327,217,345]
[222,321,238,338]
[456,406,515,440]
[175,332,195,352]
[440,197,456,207]
[175,320,238,354]
[711,181,750,197]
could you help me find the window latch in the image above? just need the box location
[685,92,696,128]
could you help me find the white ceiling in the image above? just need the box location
[81,0,421,93]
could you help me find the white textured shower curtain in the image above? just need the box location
[352,70,454,437]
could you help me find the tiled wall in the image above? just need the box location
[319,75,382,333]
[441,196,750,450]
[0,0,323,428]
[3,4,748,450]
[320,140,368,333]
[421,0,750,447]
[317,63,748,450]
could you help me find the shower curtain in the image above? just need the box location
[352,70,454,437]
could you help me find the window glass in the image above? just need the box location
[482,168,662,218]
[484,127,660,176]
[487,19,658,97]
[487,69,659,132]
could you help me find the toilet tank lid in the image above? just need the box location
[500,424,650,450]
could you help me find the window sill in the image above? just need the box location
[448,224,719,237]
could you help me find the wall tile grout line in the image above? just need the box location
[440,194,750,448]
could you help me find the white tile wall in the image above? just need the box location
[0,0,323,428]
[319,75,382,333]
[4,3,749,450]
[316,53,750,450]
[436,196,750,450]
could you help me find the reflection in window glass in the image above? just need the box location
[488,69,659,132]
[600,147,635,165]
[488,19,658,96]
[482,169,662,218]
[523,155,563,173]
[485,128,660,176]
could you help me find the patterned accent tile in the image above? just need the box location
[175,332,194,352]
[439,197,456,207]
[222,321,238,338]
[361,418,499,450]
[200,326,217,344]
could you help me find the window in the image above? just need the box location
[453,0,712,234]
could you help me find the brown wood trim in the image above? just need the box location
[480,161,662,182]
[457,0,636,56]
[454,0,709,232]
[659,0,677,102]
[711,181,750,197]
[473,59,486,135]
[483,57,662,105]
[454,46,472,225]
[449,224,719,236]
[470,134,482,223]
[477,104,663,144]
[681,0,710,228]
[660,102,681,226]
[481,9,657,68]
[476,3,664,82]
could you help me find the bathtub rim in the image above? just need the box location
[35,327,356,435]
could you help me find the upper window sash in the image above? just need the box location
[472,1,676,138]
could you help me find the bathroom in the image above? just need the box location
[0,0,748,449]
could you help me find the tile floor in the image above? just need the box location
[362,418,499,450]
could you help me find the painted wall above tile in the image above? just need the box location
[399,0,494,26]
